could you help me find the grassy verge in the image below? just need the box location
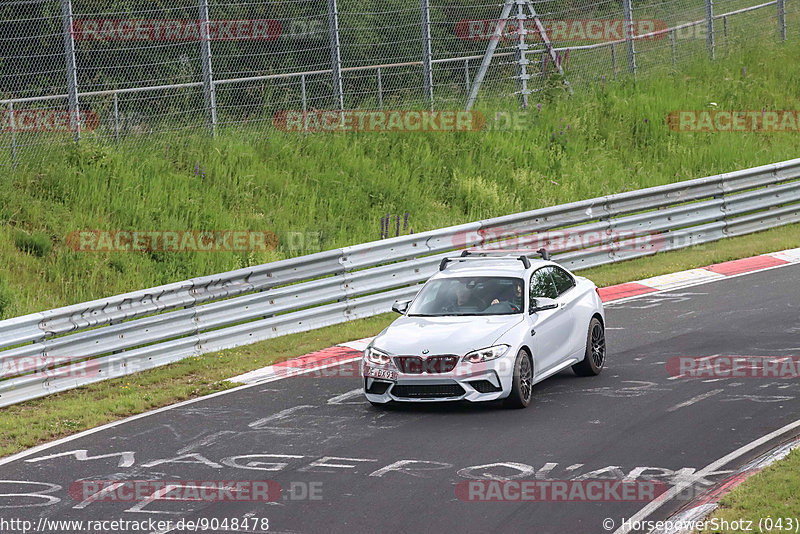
[1,223,798,458]
[1,36,800,318]
[697,448,800,534]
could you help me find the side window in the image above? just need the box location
[550,267,576,296]
[529,268,558,300]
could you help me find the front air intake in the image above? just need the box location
[391,384,465,398]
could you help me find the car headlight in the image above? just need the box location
[463,344,510,364]
[364,346,392,366]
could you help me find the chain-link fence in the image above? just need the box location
[0,0,793,166]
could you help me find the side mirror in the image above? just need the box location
[530,297,559,314]
[391,299,411,314]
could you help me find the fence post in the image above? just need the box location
[60,0,80,141]
[669,29,676,66]
[113,92,120,144]
[705,0,715,59]
[777,0,786,41]
[622,0,637,77]
[300,74,308,134]
[420,0,434,107]
[466,0,514,110]
[327,0,344,110]
[198,0,217,136]
[524,0,572,93]
[301,74,307,114]
[377,68,383,109]
[514,0,529,108]
[8,102,17,166]
[464,59,470,94]
[610,42,617,79]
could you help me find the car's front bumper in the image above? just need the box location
[362,359,513,403]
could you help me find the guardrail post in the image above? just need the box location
[777,0,786,41]
[327,0,344,111]
[198,0,217,136]
[717,181,729,238]
[622,0,637,77]
[705,0,715,59]
[60,0,80,142]
[420,0,434,108]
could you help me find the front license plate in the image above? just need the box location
[365,367,398,380]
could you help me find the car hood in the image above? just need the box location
[372,314,523,356]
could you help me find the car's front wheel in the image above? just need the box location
[504,348,533,409]
[572,317,605,376]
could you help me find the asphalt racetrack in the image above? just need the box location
[1,263,799,534]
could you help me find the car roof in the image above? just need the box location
[433,257,556,279]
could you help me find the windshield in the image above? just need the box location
[407,276,524,316]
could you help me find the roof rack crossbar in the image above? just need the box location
[460,248,550,263]
[439,253,533,271]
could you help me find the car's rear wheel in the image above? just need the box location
[572,317,605,376]
[504,348,533,409]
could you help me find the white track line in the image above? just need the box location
[666,389,724,412]
[612,417,800,534]
[651,438,800,534]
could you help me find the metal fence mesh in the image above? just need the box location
[0,0,794,165]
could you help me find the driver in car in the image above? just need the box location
[454,282,478,308]
[488,281,524,312]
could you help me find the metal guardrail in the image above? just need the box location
[1,157,799,406]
